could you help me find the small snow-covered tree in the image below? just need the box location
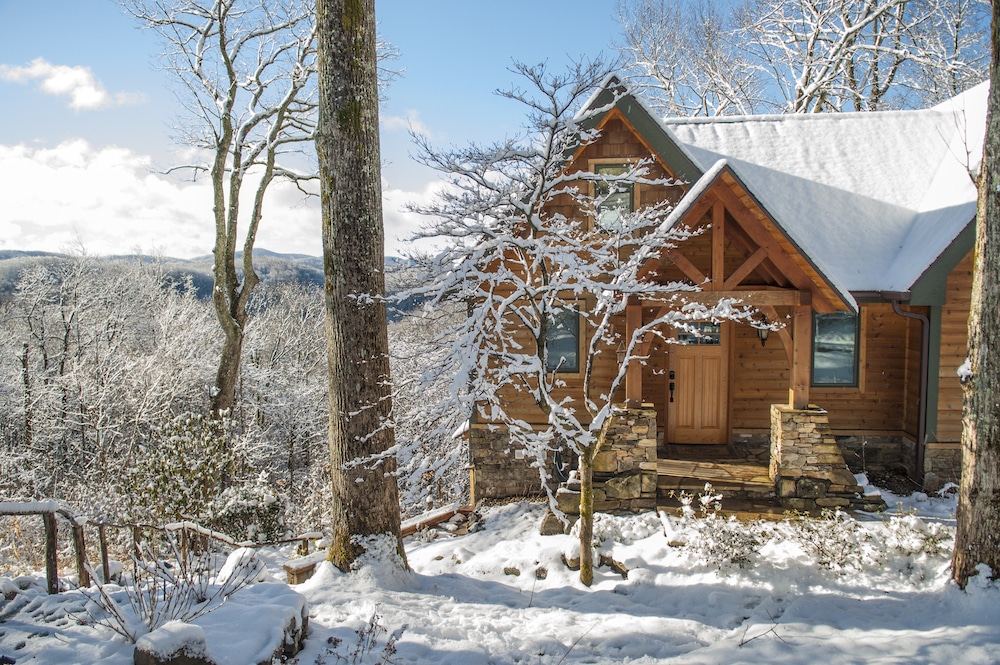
[406,61,753,585]
[124,0,318,417]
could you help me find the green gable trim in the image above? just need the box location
[909,220,976,306]
[581,79,703,186]
[923,305,943,443]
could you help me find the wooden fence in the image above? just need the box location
[0,501,322,594]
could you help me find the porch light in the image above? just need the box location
[616,342,627,365]
[757,315,769,347]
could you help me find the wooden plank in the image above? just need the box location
[626,300,643,405]
[724,247,768,290]
[72,523,90,588]
[790,304,811,408]
[642,288,805,308]
[401,505,475,537]
[664,249,708,286]
[712,201,725,289]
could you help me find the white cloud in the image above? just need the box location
[0,139,324,259]
[0,137,448,261]
[381,179,449,258]
[381,110,433,137]
[0,58,142,110]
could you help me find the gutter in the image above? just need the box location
[892,300,929,484]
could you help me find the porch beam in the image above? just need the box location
[625,298,643,406]
[712,201,725,289]
[641,288,808,309]
[665,249,708,286]
[790,304,812,409]
[760,304,793,366]
[724,246,768,290]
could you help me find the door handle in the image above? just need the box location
[669,381,675,403]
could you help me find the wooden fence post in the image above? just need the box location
[99,524,110,583]
[42,512,58,594]
[72,522,90,587]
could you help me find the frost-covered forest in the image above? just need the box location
[0,252,466,541]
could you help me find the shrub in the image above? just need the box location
[126,413,233,523]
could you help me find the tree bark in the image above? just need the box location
[579,449,595,586]
[316,0,405,571]
[952,2,1000,589]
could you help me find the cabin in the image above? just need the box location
[467,76,986,512]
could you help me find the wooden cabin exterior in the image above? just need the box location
[468,77,984,502]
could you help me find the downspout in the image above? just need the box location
[892,301,929,484]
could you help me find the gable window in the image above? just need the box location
[812,312,859,386]
[594,163,633,230]
[546,306,580,373]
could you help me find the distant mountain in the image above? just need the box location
[0,249,417,309]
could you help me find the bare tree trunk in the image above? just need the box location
[210,324,244,417]
[579,449,595,586]
[21,341,32,451]
[316,0,405,571]
[952,2,1000,589]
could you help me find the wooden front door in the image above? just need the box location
[667,322,730,444]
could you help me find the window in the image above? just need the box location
[676,321,721,346]
[546,306,580,372]
[594,163,633,230]
[812,312,859,386]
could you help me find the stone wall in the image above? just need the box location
[554,405,658,519]
[770,405,886,512]
[469,426,565,502]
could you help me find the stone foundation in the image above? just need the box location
[770,405,886,512]
[470,427,542,502]
[923,443,962,491]
[834,435,915,475]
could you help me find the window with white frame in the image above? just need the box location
[594,163,633,230]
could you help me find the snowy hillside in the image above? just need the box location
[2,488,999,664]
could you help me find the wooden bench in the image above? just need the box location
[282,550,329,585]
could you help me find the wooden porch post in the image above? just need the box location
[625,298,643,406]
[790,304,811,409]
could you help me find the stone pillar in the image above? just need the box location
[770,404,886,512]
[554,404,659,518]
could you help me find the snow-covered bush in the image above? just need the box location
[684,513,767,572]
[80,532,262,643]
[209,477,286,543]
[780,510,879,572]
[126,413,233,523]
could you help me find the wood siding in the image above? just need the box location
[729,303,920,437]
[935,251,974,443]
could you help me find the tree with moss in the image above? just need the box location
[952,2,1000,589]
[315,0,405,571]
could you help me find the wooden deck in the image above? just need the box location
[656,453,785,519]
[656,459,773,493]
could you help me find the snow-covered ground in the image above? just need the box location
[2,487,999,665]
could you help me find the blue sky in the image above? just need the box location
[0,0,623,258]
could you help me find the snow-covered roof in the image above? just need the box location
[660,82,987,294]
